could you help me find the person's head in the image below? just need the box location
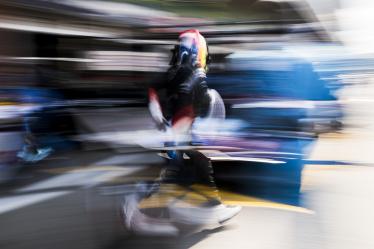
[170,29,211,71]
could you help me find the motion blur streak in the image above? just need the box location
[0,0,373,249]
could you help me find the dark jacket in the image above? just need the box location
[153,65,211,120]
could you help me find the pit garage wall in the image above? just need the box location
[0,30,34,57]
[0,30,36,88]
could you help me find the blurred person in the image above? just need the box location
[18,34,79,163]
[121,29,241,235]
[16,86,56,163]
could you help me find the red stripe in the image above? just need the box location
[172,105,194,126]
[148,88,159,102]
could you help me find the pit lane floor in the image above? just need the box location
[1,131,374,249]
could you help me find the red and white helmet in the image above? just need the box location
[170,29,211,71]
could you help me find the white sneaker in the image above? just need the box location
[121,194,179,236]
[169,202,241,225]
[17,147,53,163]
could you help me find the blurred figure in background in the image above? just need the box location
[18,34,78,163]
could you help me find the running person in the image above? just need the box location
[122,30,241,235]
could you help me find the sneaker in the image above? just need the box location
[121,194,179,236]
[169,202,241,225]
[17,147,53,163]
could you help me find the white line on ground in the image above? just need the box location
[0,165,147,215]
[0,191,70,215]
[16,171,103,193]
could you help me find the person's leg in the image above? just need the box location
[18,112,52,162]
[184,150,221,205]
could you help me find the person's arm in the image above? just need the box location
[148,72,168,130]
[192,73,211,118]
